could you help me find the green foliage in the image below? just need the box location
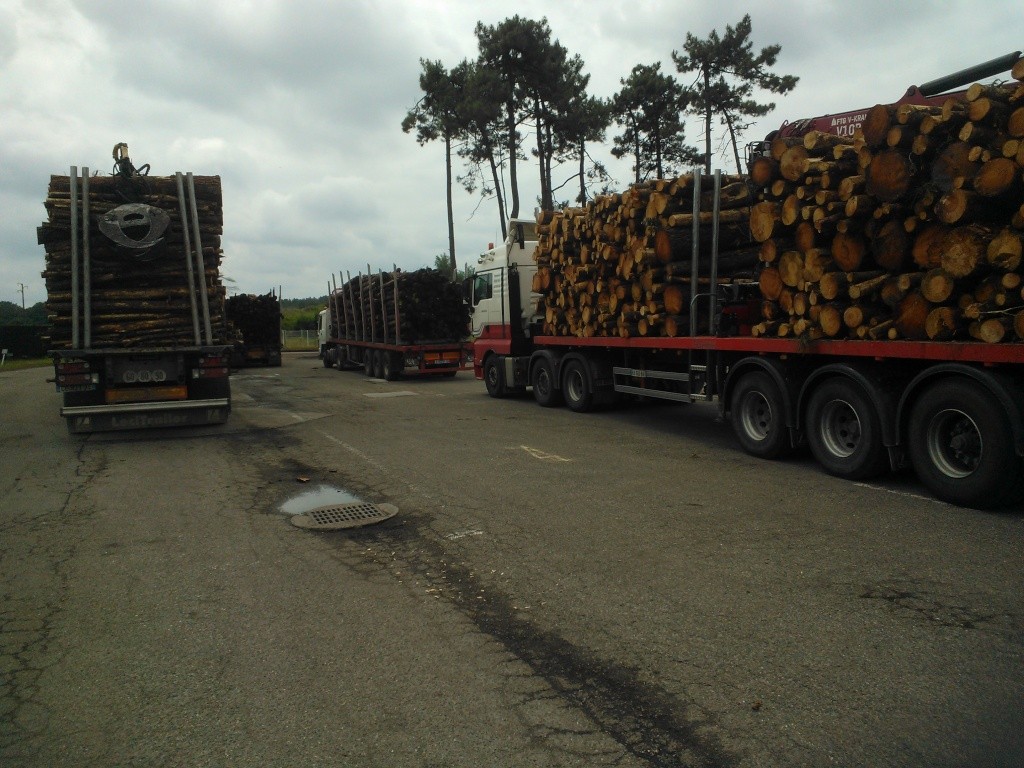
[432,254,475,283]
[0,301,47,326]
[673,14,798,174]
[611,63,699,183]
[403,13,795,237]
[280,297,327,330]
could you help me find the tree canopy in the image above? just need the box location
[403,13,797,249]
[672,14,798,174]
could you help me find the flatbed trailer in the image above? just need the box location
[470,186,1024,509]
[319,266,469,379]
[476,328,1024,509]
[321,332,465,379]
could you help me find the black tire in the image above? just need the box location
[562,359,594,413]
[908,379,1024,509]
[373,350,386,379]
[730,371,791,459]
[320,346,332,368]
[483,355,506,398]
[383,353,402,381]
[362,350,373,377]
[806,378,889,480]
[531,357,563,407]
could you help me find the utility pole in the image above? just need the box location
[17,283,26,309]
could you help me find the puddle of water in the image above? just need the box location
[280,484,362,515]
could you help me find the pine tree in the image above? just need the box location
[672,14,798,174]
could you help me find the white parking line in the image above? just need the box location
[853,483,949,505]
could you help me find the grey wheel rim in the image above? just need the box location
[819,399,861,458]
[926,408,981,478]
[740,391,772,440]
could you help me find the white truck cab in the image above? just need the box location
[466,218,543,338]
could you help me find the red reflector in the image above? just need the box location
[58,373,94,386]
[193,366,229,379]
[106,385,188,404]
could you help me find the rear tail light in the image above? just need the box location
[193,354,229,379]
[56,360,99,389]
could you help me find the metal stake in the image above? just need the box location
[69,166,79,349]
[176,172,202,344]
[187,173,213,344]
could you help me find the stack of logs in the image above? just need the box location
[535,175,761,337]
[748,58,1024,343]
[225,292,281,345]
[331,268,469,343]
[38,173,229,349]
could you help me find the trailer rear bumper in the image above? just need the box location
[61,398,231,433]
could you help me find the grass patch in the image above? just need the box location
[0,357,51,372]
[282,336,318,351]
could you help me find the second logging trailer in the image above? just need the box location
[469,177,1024,511]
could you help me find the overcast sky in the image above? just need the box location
[1,0,1020,307]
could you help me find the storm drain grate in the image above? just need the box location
[290,502,398,530]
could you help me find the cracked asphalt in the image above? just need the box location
[1,354,1022,767]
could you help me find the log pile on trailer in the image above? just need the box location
[330,268,469,344]
[226,292,281,346]
[38,173,229,348]
[748,59,1024,343]
[534,175,760,338]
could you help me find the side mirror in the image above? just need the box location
[461,277,473,304]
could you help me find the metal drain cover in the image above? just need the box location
[290,502,398,530]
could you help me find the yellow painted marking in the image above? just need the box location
[519,445,571,462]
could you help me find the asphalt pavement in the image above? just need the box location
[1,354,1022,767]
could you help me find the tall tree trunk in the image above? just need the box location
[703,69,712,175]
[632,114,641,185]
[723,110,743,175]
[537,101,555,213]
[578,138,586,204]
[476,124,507,240]
[444,131,456,274]
[506,97,520,220]
[488,150,507,241]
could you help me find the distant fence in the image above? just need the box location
[282,330,319,351]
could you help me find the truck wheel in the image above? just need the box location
[562,359,594,413]
[806,379,888,479]
[383,353,402,381]
[321,346,332,368]
[908,379,1024,509]
[730,371,790,459]
[483,355,506,398]
[373,350,386,379]
[531,358,563,407]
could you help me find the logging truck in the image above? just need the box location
[41,152,232,434]
[318,267,468,379]
[471,182,1024,510]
